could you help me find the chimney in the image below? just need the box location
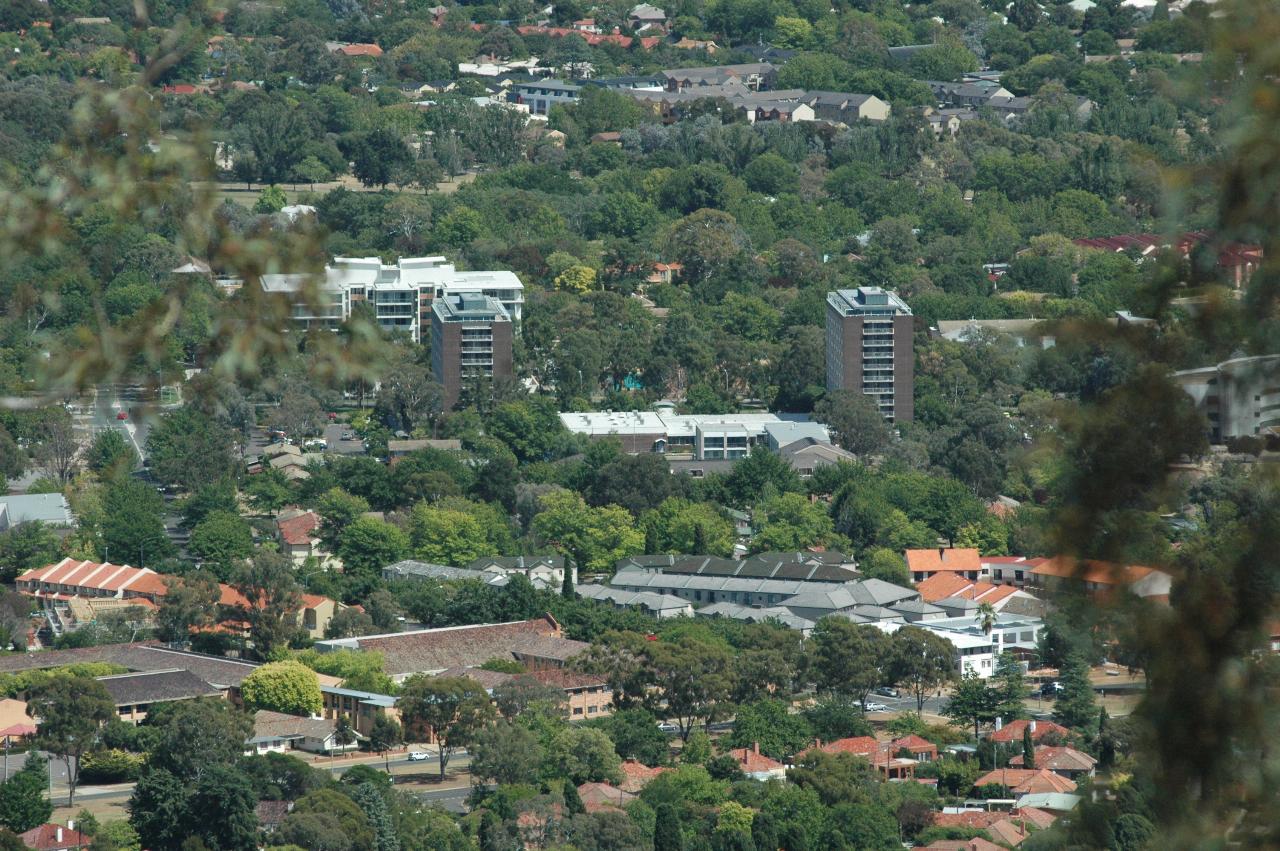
[995,716,1003,731]
[938,546,946,560]
[1030,719,1037,733]
[56,828,63,844]
[753,741,760,755]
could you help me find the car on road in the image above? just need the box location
[115,411,128,420]
[873,687,900,698]
[407,751,430,761]
[865,702,890,713]
[657,723,680,734]
[342,431,354,440]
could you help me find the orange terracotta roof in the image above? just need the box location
[1013,806,1057,829]
[988,819,1032,846]
[619,760,671,793]
[933,810,1004,829]
[812,735,880,756]
[21,824,93,851]
[1009,746,1096,772]
[988,719,1071,744]
[974,768,1077,794]
[728,744,785,773]
[906,548,981,574]
[339,43,383,56]
[1030,557,1157,585]
[915,572,973,602]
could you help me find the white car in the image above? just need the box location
[407,751,430,761]
[865,702,890,713]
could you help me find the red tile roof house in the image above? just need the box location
[906,548,983,584]
[804,735,938,780]
[1009,745,1097,779]
[974,767,1078,795]
[22,824,91,851]
[988,719,1072,745]
[619,759,671,793]
[276,508,326,564]
[727,742,788,780]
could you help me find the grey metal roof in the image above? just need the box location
[610,567,813,597]
[0,494,73,527]
[694,602,815,632]
[576,584,691,612]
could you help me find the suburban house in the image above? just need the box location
[629,3,666,29]
[313,615,588,682]
[276,508,325,564]
[974,767,1078,795]
[989,719,1072,745]
[247,710,360,755]
[802,91,890,123]
[1027,558,1172,602]
[1009,746,1097,780]
[810,734,939,764]
[439,666,615,720]
[662,63,777,92]
[21,824,92,851]
[619,759,671,793]
[776,438,856,477]
[906,548,983,583]
[97,669,225,724]
[576,782,636,812]
[727,743,788,781]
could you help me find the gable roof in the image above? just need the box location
[727,744,785,773]
[318,616,574,676]
[0,494,73,526]
[974,767,1078,794]
[251,709,340,743]
[277,510,321,546]
[619,759,671,793]
[906,548,981,574]
[577,782,636,810]
[989,719,1071,743]
[21,824,92,851]
[1009,745,1097,772]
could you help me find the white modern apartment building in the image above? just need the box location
[558,409,832,459]
[260,257,524,343]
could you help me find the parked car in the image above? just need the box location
[873,687,900,698]
[115,411,128,420]
[342,431,354,440]
[865,702,890,713]
[1039,681,1064,697]
[407,751,430,761]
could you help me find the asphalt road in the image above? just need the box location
[323,422,365,455]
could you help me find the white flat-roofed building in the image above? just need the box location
[440,270,525,324]
[558,410,829,459]
[260,257,523,343]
